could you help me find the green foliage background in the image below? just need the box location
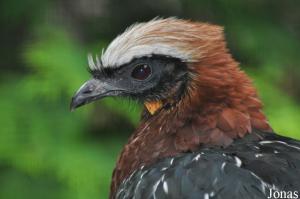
[0,0,299,198]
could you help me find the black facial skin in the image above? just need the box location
[70,55,188,110]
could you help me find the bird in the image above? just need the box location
[70,18,300,199]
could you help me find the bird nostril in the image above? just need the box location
[82,87,93,94]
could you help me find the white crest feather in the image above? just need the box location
[88,53,103,71]
[88,54,97,70]
[99,17,223,68]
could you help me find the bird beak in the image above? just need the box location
[70,78,122,110]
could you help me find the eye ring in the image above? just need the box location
[131,63,152,81]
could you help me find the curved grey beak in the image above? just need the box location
[70,79,122,110]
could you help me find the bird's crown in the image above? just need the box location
[90,18,224,70]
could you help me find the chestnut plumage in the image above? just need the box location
[71,18,300,199]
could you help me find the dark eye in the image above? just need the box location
[131,64,152,80]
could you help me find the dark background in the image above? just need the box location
[0,0,300,198]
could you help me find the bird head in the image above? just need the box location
[70,18,231,115]
[70,17,267,126]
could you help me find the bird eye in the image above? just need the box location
[131,64,152,80]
